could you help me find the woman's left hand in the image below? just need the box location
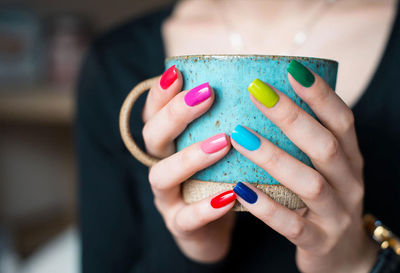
[231,61,378,273]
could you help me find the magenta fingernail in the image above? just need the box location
[184,82,211,106]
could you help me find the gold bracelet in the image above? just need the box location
[364,214,400,255]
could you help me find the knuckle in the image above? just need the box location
[260,150,281,169]
[339,108,355,133]
[330,212,352,237]
[287,218,305,240]
[318,233,338,256]
[341,214,352,230]
[320,241,336,256]
[192,205,207,226]
[324,138,340,160]
[174,205,208,234]
[148,166,166,191]
[153,197,164,213]
[352,182,365,204]
[142,123,163,151]
[332,213,352,239]
[282,106,300,127]
[148,168,158,189]
[142,123,152,143]
[316,137,340,162]
[261,201,279,220]
[167,218,180,235]
[166,95,186,124]
[315,83,331,103]
[304,173,326,200]
[178,147,199,173]
[169,209,187,234]
[174,217,190,233]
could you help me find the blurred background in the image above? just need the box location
[0,0,173,272]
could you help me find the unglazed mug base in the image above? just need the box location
[182,180,306,211]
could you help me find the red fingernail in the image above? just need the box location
[160,65,178,89]
[210,190,236,209]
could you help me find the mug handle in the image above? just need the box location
[119,76,161,167]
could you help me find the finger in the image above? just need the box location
[233,182,325,251]
[143,82,214,158]
[247,79,357,193]
[287,60,363,172]
[148,132,231,201]
[142,65,183,123]
[230,125,343,219]
[173,190,236,234]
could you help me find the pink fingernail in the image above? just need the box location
[184,82,211,106]
[201,133,228,154]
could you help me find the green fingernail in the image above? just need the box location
[287,60,315,87]
[248,79,279,108]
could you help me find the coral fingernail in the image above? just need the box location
[201,133,228,154]
[211,190,236,208]
[233,182,258,204]
[160,65,178,89]
[184,82,211,106]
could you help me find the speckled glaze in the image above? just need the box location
[166,55,338,185]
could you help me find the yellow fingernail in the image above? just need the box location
[248,79,279,108]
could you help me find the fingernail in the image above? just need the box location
[201,133,228,154]
[233,182,258,204]
[184,82,211,106]
[231,125,260,151]
[160,65,178,89]
[211,190,236,208]
[287,60,315,87]
[248,79,279,108]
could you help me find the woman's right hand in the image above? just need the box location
[141,66,236,263]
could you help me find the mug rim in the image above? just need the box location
[166,54,338,64]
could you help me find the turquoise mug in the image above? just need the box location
[120,55,338,211]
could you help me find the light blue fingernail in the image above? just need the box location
[231,125,261,151]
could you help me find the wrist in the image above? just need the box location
[175,235,231,264]
[352,231,380,273]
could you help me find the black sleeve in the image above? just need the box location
[76,13,231,273]
[76,44,148,273]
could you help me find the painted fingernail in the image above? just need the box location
[248,79,279,108]
[231,125,260,151]
[211,190,236,208]
[201,133,228,154]
[160,65,178,89]
[233,182,257,204]
[287,60,315,87]
[184,82,211,106]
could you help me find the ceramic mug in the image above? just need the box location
[120,55,338,211]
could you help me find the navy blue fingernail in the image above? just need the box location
[233,182,258,204]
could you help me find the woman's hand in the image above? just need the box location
[141,66,236,263]
[231,61,378,273]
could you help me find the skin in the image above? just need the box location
[163,0,397,107]
[141,67,379,271]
